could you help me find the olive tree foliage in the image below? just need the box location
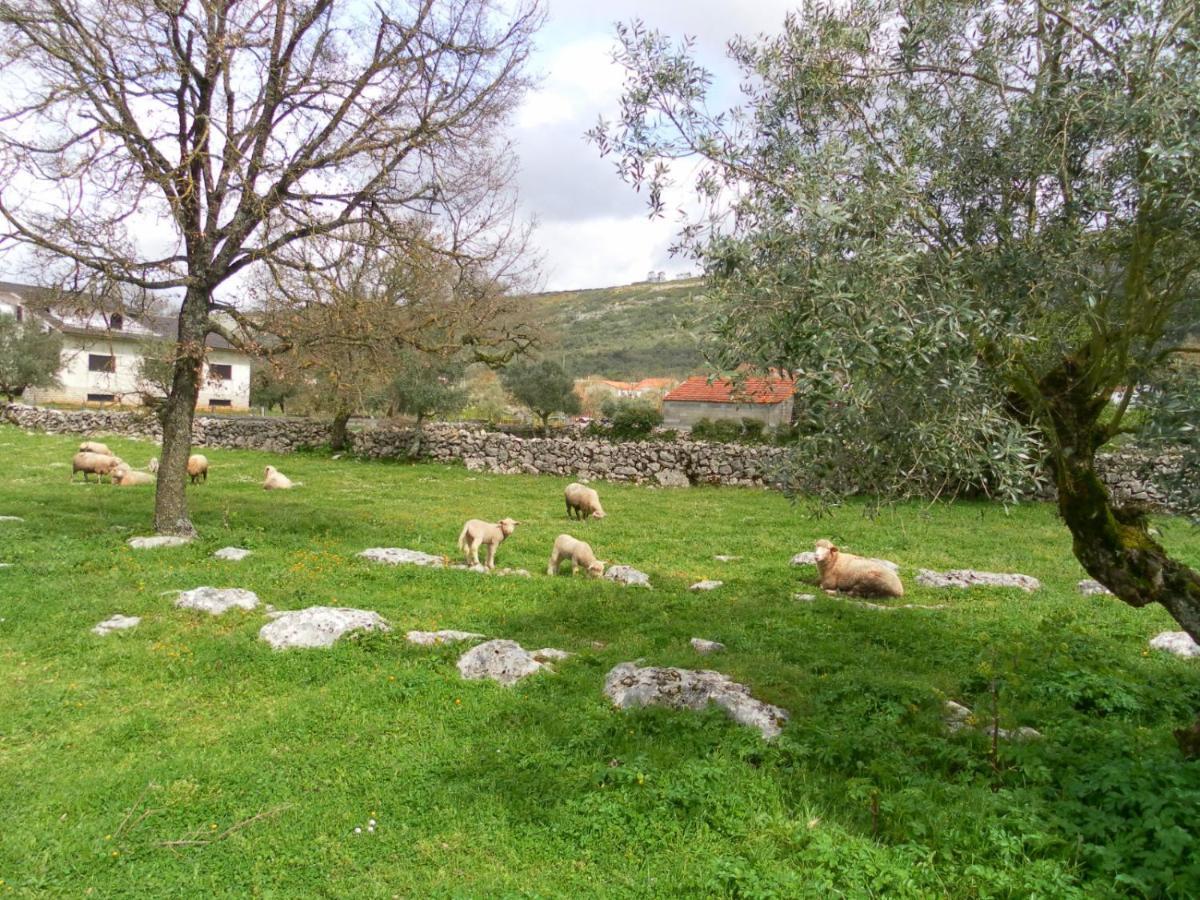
[0,0,542,535]
[501,359,580,431]
[591,3,1200,644]
[0,313,62,401]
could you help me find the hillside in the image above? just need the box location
[521,277,715,379]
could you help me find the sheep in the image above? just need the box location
[72,451,124,483]
[547,533,605,578]
[262,465,296,490]
[813,539,904,598]
[187,454,209,484]
[79,441,112,456]
[110,463,155,486]
[457,517,519,570]
[564,482,606,520]
[147,457,159,474]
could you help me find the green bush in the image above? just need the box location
[605,398,663,440]
[689,417,716,440]
[740,418,765,441]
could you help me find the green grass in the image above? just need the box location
[1,425,1199,897]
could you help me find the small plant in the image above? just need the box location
[604,397,663,440]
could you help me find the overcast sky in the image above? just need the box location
[512,1,796,291]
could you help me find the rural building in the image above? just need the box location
[0,281,252,410]
[661,373,796,430]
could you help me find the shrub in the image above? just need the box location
[606,398,663,440]
[740,417,765,441]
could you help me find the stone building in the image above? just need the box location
[661,373,796,429]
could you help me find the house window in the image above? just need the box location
[86,393,115,403]
[208,363,233,381]
[88,354,116,373]
[208,398,232,408]
[109,313,123,331]
[14,306,22,322]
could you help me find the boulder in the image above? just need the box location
[406,629,485,646]
[92,614,141,635]
[358,547,445,567]
[456,639,561,686]
[604,565,651,588]
[917,569,1040,592]
[1149,631,1200,659]
[603,662,789,739]
[128,535,192,549]
[654,469,690,488]
[259,606,391,650]
[214,547,252,562]
[689,580,723,592]
[174,586,259,615]
[690,638,726,654]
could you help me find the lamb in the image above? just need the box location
[813,539,905,598]
[457,517,519,569]
[110,463,155,486]
[564,482,606,520]
[187,454,209,484]
[547,533,605,578]
[79,441,112,456]
[262,465,296,490]
[72,451,124,483]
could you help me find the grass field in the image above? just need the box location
[1,425,1199,897]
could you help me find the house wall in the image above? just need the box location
[197,349,251,410]
[661,397,794,430]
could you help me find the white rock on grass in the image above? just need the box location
[128,535,193,550]
[791,550,899,571]
[655,469,690,488]
[943,700,1042,741]
[604,565,651,588]
[214,547,252,562]
[713,555,740,563]
[259,607,391,650]
[175,587,259,615]
[917,569,1040,592]
[603,662,789,739]
[406,629,486,646]
[92,614,141,636]
[793,593,817,602]
[689,580,723,592]
[358,547,445,567]
[1149,631,1200,659]
[457,639,564,686]
[0,516,23,522]
[448,564,532,578]
[1078,579,1113,596]
[690,638,726,654]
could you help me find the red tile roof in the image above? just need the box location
[663,374,796,405]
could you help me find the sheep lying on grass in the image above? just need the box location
[547,533,605,578]
[458,517,519,569]
[72,451,123,483]
[110,463,155,486]
[187,454,209,484]
[263,465,296,490]
[79,441,111,456]
[813,539,904,598]
[565,482,606,519]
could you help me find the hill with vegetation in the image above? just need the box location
[521,277,714,380]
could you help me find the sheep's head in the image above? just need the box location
[591,507,606,519]
[264,466,275,478]
[814,539,838,566]
[499,518,519,535]
[587,560,605,577]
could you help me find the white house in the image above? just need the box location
[0,281,252,410]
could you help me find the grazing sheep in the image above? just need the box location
[72,451,124,483]
[79,441,112,456]
[457,517,519,569]
[111,463,155,486]
[187,454,209,484]
[565,482,606,520]
[147,457,159,474]
[547,533,605,578]
[813,539,904,598]
[262,465,296,490]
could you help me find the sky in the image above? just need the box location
[510,0,797,291]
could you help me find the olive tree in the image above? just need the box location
[592,4,1200,651]
[0,0,541,535]
[501,359,580,432]
[0,313,62,401]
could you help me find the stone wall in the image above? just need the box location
[1,402,1186,512]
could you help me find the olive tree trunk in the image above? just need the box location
[331,410,352,452]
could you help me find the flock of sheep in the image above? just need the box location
[70,441,904,597]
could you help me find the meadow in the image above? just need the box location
[1,424,1198,897]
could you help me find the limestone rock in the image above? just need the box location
[175,586,259,615]
[92,614,140,635]
[456,639,558,686]
[917,569,1040,592]
[531,647,572,662]
[655,469,690,487]
[690,638,726,654]
[1078,579,1113,596]
[793,593,816,602]
[0,515,23,522]
[214,547,252,562]
[713,555,740,562]
[944,700,1042,740]
[406,629,485,646]
[689,580,723,592]
[128,535,192,549]
[358,547,445,567]
[1149,631,1200,659]
[603,662,789,739]
[604,565,651,588]
[259,606,391,650]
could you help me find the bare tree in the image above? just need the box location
[0,0,541,535]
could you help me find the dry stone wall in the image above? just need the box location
[1,402,1186,512]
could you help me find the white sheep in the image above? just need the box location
[262,465,296,490]
[187,454,209,484]
[547,533,605,578]
[147,457,159,474]
[72,451,123,483]
[79,441,112,456]
[110,463,155,486]
[457,517,519,569]
[565,482,606,520]
[813,539,904,598]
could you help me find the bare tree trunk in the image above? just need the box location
[153,287,207,536]
[331,409,352,452]
[408,414,425,457]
